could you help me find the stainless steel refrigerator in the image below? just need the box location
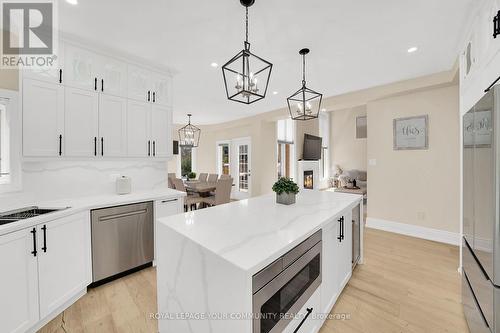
[462,86,500,333]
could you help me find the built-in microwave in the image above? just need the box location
[252,230,322,333]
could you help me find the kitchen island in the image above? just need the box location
[156,190,363,333]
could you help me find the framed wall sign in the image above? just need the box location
[356,116,367,139]
[464,110,492,148]
[393,115,429,150]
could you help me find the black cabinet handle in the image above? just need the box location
[293,308,313,333]
[59,69,62,83]
[94,77,97,91]
[59,134,62,156]
[153,141,156,156]
[337,217,343,242]
[30,228,37,257]
[341,216,345,240]
[147,90,151,102]
[148,140,151,156]
[41,225,47,253]
[101,79,104,92]
[161,198,178,203]
[94,137,97,156]
[101,137,104,156]
[153,92,156,103]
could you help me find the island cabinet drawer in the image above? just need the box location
[282,288,321,333]
[155,197,182,218]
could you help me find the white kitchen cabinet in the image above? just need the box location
[154,197,183,261]
[128,64,152,102]
[64,43,99,91]
[37,212,91,318]
[338,211,353,290]
[321,216,341,312]
[23,41,65,84]
[0,228,39,333]
[97,55,128,97]
[151,73,172,107]
[283,288,321,333]
[127,100,151,157]
[99,94,127,157]
[151,105,172,158]
[64,87,99,157]
[23,79,65,157]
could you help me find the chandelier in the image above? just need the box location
[178,114,201,148]
[287,48,323,121]
[222,0,272,104]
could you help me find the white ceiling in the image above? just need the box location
[59,0,474,124]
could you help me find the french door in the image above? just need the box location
[231,137,251,200]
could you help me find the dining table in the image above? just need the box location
[184,180,217,197]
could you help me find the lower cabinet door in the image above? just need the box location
[0,228,39,333]
[338,211,353,291]
[320,218,341,313]
[154,197,183,261]
[37,212,92,318]
[283,288,321,333]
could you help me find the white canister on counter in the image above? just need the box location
[116,176,132,195]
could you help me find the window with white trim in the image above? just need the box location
[277,119,296,180]
[0,90,21,193]
[319,112,330,180]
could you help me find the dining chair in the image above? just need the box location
[173,178,203,211]
[202,178,233,207]
[198,173,208,182]
[208,174,219,183]
[220,174,231,180]
[168,173,176,189]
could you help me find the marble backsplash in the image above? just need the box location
[0,160,169,211]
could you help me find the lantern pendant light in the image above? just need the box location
[287,48,323,121]
[178,114,201,148]
[222,0,273,104]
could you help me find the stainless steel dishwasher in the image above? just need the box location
[91,202,153,283]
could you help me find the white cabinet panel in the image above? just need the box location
[23,79,64,157]
[321,217,341,313]
[127,100,151,157]
[151,73,172,107]
[151,105,172,158]
[64,43,98,91]
[99,94,127,157]
[128,65,151,102]
[338,211,352,289]
[154,198,182,261]
[282,288,321,333]
[0,228,39,333]
[23,41,65,84]
[64,87,99,157]
[37,213,91,318]
[97,55,128,97]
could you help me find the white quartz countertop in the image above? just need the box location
[0,188,185,236]
[158,190,362,275]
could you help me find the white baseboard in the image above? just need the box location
[366,217,460,246]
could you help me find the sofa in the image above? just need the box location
[338,169,367,191]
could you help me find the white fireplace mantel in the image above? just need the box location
[297,160,320,190]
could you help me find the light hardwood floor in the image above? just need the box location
[39,228,468,333]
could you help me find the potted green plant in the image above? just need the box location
[187,172,197,180]
[272,177,300,205]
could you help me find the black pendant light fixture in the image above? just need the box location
[222,0,273,104]
[178,114,201,148]
[287,48,323,121]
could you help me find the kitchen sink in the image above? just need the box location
[0,206,68,225]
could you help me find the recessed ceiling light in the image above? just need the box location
[66,0,78,5]
[407,47,418,53]
[273,91,278,95]
[210,62,218,68]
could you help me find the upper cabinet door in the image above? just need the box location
[23,79,64,157]
[23,41,65,84]
[127,100,151,157]
[128,65,151,102]
[37,213,92,319]
[99,94,127,157]
[151,105,172,158]
[0,228,39,333]
[96,55,128,97]
[64,43,99,91]
[64,87,99,157]
[151,73,172,107]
